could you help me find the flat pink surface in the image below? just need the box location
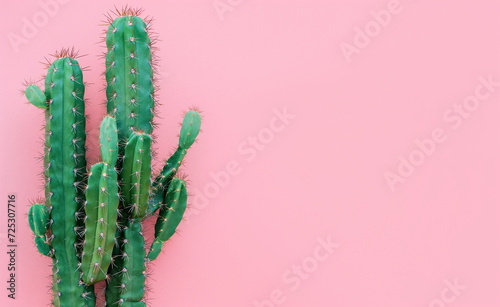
[1,0,499,306]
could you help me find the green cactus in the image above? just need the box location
[25,53,96,307]
[25,9,201,306]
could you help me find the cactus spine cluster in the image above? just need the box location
[25,9,201,307]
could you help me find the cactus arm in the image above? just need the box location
[81,162,119,284]
[147,110,201,215]
[153,177,187,244]
[147,178,187,261]
[81,116,119,284]
[35,236,52,256]
[28,203,50,236]
[146,148,185,216]
[178,110,202,149]
[121,132,152,220]
[28,203,53,257]
[25,84,47,109]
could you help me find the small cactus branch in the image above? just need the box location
[147,110,201,215]
[82,116,119,284]
[148,177,187,261]
[35,236,52,257]
[28,203,53,257]
[179,110,202,149]
[28,203,50,236]
[25,84,47,109]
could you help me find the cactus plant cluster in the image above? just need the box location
[25,8,201,307]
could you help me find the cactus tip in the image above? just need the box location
[50,47,82,60]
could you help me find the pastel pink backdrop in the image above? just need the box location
[1,0,499,306]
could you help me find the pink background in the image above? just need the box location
[1,0,499,306]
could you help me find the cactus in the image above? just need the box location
[25,9,201,307]
[25,51,96,307]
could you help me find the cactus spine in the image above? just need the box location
[25,9,201,306]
